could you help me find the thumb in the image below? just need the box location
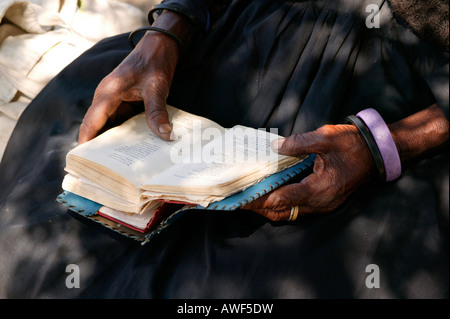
[143,83,173,141]
[271,131,321,156]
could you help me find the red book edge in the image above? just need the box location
[97,202,185,233]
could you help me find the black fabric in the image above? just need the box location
[0,0,448,298]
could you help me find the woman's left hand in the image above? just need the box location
[244,104,449,222]
[243,124,376,221]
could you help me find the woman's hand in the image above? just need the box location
[78,11,192,144]
[243,124,376,221]
[244,104,449,222]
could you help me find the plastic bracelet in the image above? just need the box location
[356,108,402,181]
[345,115,386,180]
[128,26,183,50]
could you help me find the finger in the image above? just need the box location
[271,127,331,156]
[270,133,317,156]
[243,170,322,220]
[78,94,122,144]
[145,99,172,141]
[143,80,173,141]
[249,206,293,222]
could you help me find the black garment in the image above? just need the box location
[0,0,448,298]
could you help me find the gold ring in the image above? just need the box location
[288,206,299,221]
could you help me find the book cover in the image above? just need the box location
[57,154,315,244]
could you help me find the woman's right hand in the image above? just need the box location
[78,11,191,144]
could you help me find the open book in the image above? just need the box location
[60,105,309,236]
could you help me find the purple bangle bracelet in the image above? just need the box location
[356,108,402,182]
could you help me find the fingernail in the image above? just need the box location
[270,138,285,152]
[159,123,172,134]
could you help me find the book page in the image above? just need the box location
[62,172,142,213]
[66,105,225,188]
[98,203,161,231]
[142,125,287,192]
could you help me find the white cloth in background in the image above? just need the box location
[0,0,148,162]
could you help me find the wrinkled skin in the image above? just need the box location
[78,12,184,144]
[78,11,449,222]
[78,32,179,144]
[243,125,376,220]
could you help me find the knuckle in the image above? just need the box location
[271,213,286,222]
[146,74,170,93]
[290,133,303,147]
[283,133,303,153]
[317,124,335,137]
[145,106,169,124]
[269,191,294,209]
